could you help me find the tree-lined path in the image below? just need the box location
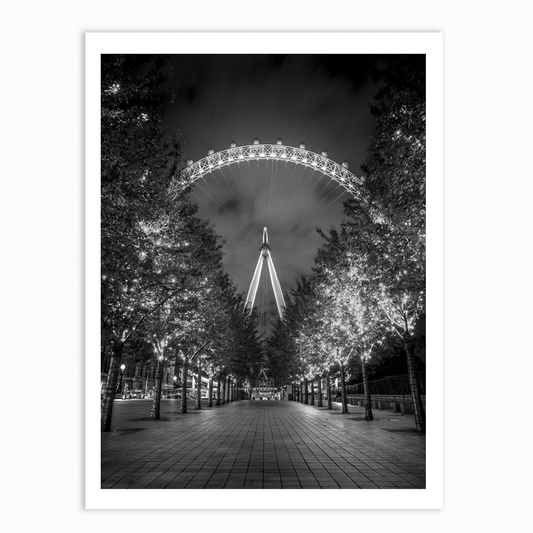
[102,400,425,489]
[100,55,427,490]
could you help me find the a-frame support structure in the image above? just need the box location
[245,227,285,319]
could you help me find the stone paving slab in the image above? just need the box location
[102,398,425,489]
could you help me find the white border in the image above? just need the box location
[86,32,443,510]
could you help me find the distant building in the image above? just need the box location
[251,368,279,400]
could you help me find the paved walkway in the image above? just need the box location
[101,399,425,489]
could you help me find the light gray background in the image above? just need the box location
[2,0,531,530]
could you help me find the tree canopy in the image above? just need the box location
[266,56,426,430]
[101,55,262,430]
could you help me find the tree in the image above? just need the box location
[268,278,316,399]
[340,55,427,431]
[101,55,187,431]
[317,257,391,420]
[100,55,232,430]
[363,55,426,231]
[101,55,265,430]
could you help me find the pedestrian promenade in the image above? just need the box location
[101,399,425,489]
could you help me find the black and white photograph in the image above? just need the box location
[6,1,533,529]
[91,33,442,508]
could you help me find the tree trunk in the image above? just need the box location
[405,342,426,433]
[304,378,309,404]
[310,379,315,405]
[101,342,124,432]
[361,358,373,421]
[299,381,304,403]
[195,359,202,410]
[326,370,332,410]
[101,341,108,372]
[221,374,226,404]
[208,373,213,407]
[226,377,231,403]
[340,364,348,414]
[317,375,323,407]
[150,357,164,420]
[174,354,180,394]
[216,375,221,405]
[180,357,188,414]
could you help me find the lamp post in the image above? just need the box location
[118,364,126,396]
[172,374,178,399]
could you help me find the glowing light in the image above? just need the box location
[179,143,361,195]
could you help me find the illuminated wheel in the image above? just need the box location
[174,139,362,339]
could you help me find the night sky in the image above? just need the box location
[164,55,382,339]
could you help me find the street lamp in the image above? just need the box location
[118,364,126,396]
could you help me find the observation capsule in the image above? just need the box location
[276,138,283,145]
[230,141,236,148]
[299,142,306,149]
[207,148,214,155]
[321,149,328,157]
[186,158,193,166]
[342,160,349,169]
[253,137,260,145]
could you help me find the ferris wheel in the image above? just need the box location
[175,138,363,339]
